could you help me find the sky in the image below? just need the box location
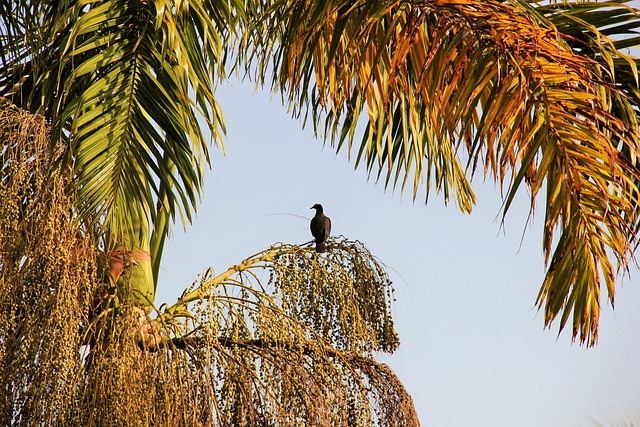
[155,76,640,426]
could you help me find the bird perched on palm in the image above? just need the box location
[310,204,331,252]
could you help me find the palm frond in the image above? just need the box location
[248,0,640,345]
[0,0,230,266]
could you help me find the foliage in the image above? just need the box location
[3,0,640,424]
[160,239,399,352]
[0,8,639,427]
[0,98,97,426]
[246,0,640,346]
[4,0,640,344]
[0,0,232,283]
[0,99,416,426]
[153,238,412,426]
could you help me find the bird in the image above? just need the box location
[310,203,331,253]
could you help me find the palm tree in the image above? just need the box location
[0,0,639,425]
[1,101,414,425]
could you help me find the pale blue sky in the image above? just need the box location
[156,71,640,426]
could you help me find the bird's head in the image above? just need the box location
[310,203,323,212]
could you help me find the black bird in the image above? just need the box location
[310,203,331,252]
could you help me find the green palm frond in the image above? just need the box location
[248,0,640,345]
[61,0,226,244]
[0,0,231,255]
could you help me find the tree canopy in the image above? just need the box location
[3,0,640,345]
[2,0,640,425]
[0,100,417,425]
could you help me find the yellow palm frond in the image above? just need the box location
[249,0,640,345]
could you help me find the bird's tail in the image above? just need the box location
[315,241,326,253]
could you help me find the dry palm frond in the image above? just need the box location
[247,0,640,346]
